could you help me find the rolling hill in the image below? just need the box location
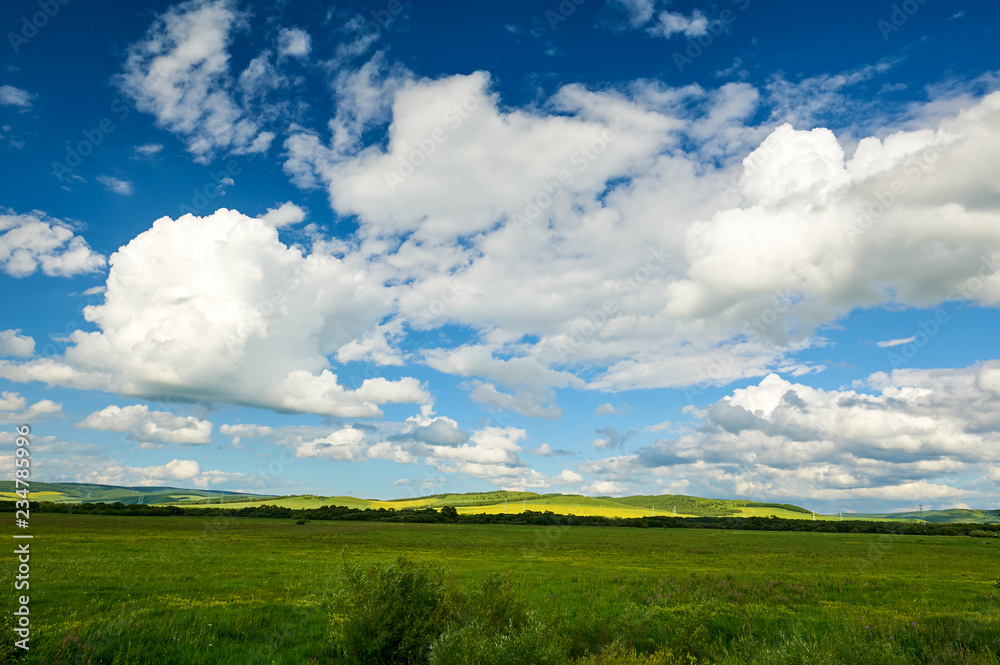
[6,482,997,523]
[0,481,277,506]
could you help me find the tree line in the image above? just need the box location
[4,500,999,536]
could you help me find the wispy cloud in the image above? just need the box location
[877,337,916,348]
[97,175,134,196]
[0,84,35,108]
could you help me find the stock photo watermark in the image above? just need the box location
[7,0,70,54]
[50,95,133,183]
[877,0,931,40]
[510,117,630,235]
[12,424,33,652]
[383,91,488,192]
[844,133,953,243]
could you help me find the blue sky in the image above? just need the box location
[2,0,1000,513]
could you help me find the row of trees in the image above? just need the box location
[4,500,999,536]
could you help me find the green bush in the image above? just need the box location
[333,554,453,664]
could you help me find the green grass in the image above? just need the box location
[2,514,998,664]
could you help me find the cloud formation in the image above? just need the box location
[582,365,1000,509]
[77,404,213,445]
[118,0,277,163]
[0,209,105,278]
[0,208,429,417]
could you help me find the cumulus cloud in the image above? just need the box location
[0,391,61,423]
[108,3,1000,413]
[227,412,580,490]
[61,457,245,488]
[303,79,1000,394]
[256,201,306,227]
[0,330,34,358]
[554,469,584,484]
[579,364,1000,509]
[0,209,428,417]
[77,404,213,445]
[0,209,105,277]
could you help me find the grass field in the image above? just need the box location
[2,513,998,664]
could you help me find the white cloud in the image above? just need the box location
[118,0,275,163]
[277,27,311,58]
[581,480,629,496]
[97,175,134,196]
[554,469,583,484]
[256,201,306,227]
[0,391,25,411]
[71,458,244,488]
[134,143,164,157]
[609,1,713,39]
[0,84,34,108]
[595,403,617,415]
[877,337,916,348]
[292,426,370,461]
[141,458,201,480]
[0,208,428,418]
[223,416,570,489]
[277,74,1000,403]
[648,10,710,39]
[77,404,213,445]
[0,330,34,358]
[589,363,1000,508]
[0,209,105,278]
[0,391,61,423]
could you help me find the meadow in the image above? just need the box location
[2,513,998,664]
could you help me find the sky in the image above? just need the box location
[2,0,1000,514]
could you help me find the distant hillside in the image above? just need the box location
[0,481,276,506]
[7,482,996,523]
[849,508,1000,524]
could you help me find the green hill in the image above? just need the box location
[0,481,276,506]
[848,508,1000,524]
[6,482,996,523]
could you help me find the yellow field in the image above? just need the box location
[1,490,67,501]
[454,501,699,518]
[733,506,838,520]
[371,498,435,509]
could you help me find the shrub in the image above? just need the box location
[333,554,453,664]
